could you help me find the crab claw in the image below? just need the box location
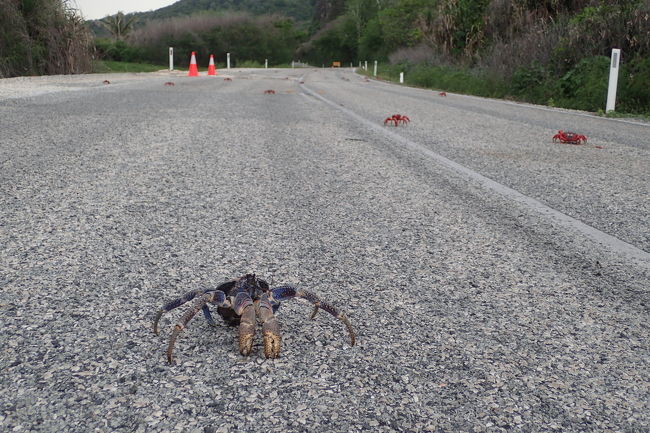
[238,304,256,356]
[257,295,281,358]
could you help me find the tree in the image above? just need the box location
[101,11,137,40]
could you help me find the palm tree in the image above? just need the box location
[100,11,137,40]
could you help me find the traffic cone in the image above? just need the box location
[207,54,217,76]
[188,52,199,77]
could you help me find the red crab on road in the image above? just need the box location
[102,80,110,85]
[553,130,588,145]
[164,82,175,86]
[264,89,276,94]
[223,77,232,81]
[384,114,410,126]
[438,92,447,96]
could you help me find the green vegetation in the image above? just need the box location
[99,11,138,40]
[91,60,164,73]
[127,0,315,23]
[0,0,92,77]
[126,13,304,68]
[306,0,650,115]
[2,0,648,115]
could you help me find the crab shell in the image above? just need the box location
[553,130,587,145]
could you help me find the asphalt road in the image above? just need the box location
[1,68,648,433]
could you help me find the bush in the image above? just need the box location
[0,0,92,77]
[557,56,610,111]
[618,56,650,115]
[94,38,144,63]
[129,13,301,67]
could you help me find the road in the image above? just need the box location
[1,68,648,433]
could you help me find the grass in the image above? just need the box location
[92,60,166,73]
[360,65,650,120]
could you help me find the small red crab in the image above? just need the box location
[264,89,276,94]
[384,114,410,126]
[164,82,175,86]
[102,80,110,85]
[154,273,355,362]
[223,77,232,81]
[553,130,587,145]
[438,92,447,97]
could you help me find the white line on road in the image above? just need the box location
[300,83,650,270]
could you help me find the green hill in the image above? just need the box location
[94,0,315,24]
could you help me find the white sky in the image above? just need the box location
[71,0,179,20]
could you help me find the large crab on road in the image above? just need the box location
[154,274,356,362]
[384,114,410,126]
[553,130,587,145]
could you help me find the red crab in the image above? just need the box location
[553,130,587,145]
[164,82,175,86]
[264,89,276,94]
[102,80,110,85]
[224,77,232,81]
[384,114,410,126]
[438,92,447,97]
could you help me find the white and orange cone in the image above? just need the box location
[207,54,217,76]
[188,51,199,77]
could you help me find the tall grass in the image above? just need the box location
[0,0,92,77]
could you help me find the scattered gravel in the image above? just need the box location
[1,69,648,433]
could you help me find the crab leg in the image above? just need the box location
[233,292,255,356]
[269,285,356,346]
[154,289,205,335]
[256,294,281,358]
[166,291,228,363]
[153,280,236,334]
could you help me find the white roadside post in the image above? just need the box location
[265,59,268,69]
[364,60,367,70]
[606,48,621,113]
[292,61,295,68]
[169,47,173,71]
[227,53,231,69]
[399,72,404,84]
[373,60,377,77]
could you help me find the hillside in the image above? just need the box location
[92,0,315,25]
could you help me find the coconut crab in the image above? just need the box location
[384,114,410,126]
[153,274,356,362]
[553,130,587,145]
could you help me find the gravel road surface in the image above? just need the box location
[1,68,648,433]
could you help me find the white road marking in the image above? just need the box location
[300,82,650,269]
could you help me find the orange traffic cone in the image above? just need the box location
[188,52,199,77]
[207,54,217,76]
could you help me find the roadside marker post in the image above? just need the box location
[399,72,404,84]
[364,60,367,70]
[265,59,268,69]
[227,53,231,70]
[374,60,377,77]
[606,48,621,113]
[169,47,173,71]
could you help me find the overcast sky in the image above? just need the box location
[72,0,178,20]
